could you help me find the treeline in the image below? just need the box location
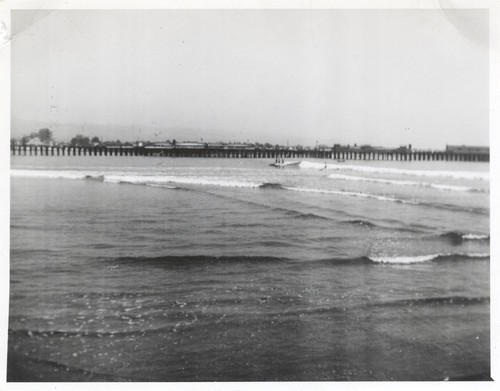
[12,128,53,146]
[12,128,319,150]
[70,135,100,147]
[12,130,123,147]
[70,135,135,147]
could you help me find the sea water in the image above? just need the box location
[8,156,490,381]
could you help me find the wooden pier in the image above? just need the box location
[10,145,489,162]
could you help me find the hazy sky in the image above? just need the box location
[11,9,489,148]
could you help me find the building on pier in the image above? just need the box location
[26,137,54,147]
[446,145,489,154]
[224,143,255,150]
[175,142,206,149]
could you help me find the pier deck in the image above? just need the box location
[11,145,489,162]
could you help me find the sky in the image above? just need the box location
[10,8,489,149]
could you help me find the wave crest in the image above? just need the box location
[114,255,290,268]
[259,182,286,189]
[342,219,376,228]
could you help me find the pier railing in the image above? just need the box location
[10,145,489,162]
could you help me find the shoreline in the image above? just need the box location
[7,346,492,382]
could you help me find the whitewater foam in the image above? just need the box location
[11,169,102,180]
[370,255,439,264]
[369,253,489,264]
[462,234,490,240]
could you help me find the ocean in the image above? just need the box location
[8,156,490,381]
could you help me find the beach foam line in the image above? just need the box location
[300,161,489,181]
[328,173,485,193]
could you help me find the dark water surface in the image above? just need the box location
[9,157,490,381]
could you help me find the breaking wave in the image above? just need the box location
[328,173,486,193]
[284,186,488,215]
[105,253,489,269]
[11,169,100,180]
[11,169,261,189]
[104,174,260,188]
[368,253,489,264]
[300,161,489,181]
[283,185,415,204]
[10,169,489,214]
[314,253,489,266]
[440,231,490,244]
[9,169,411,204]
